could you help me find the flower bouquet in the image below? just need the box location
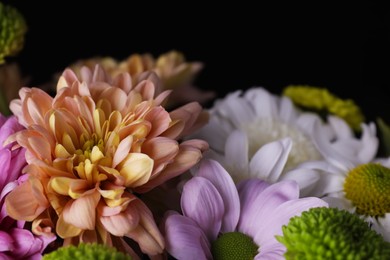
[1,3,390,259]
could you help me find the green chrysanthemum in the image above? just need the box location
[277,207,390,260]
[0,2,27,64]
[283,85,364,131]
[42,243,132,260]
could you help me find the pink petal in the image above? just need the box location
[196,159,240,233]
[0,230,14,251]
[181,177,224,241]
[254,197,328,249]
[163,211,211,260]
[238,180,299,238]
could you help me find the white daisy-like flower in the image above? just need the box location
[193,87,378,197]
[296,118,390,239]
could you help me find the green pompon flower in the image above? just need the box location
[42,243,132,260]
[0,2,27,64]
[277,207,390,260]
[283,85,365,131]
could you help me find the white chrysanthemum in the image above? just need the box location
[193,87,378,197]
[296,118,390,239]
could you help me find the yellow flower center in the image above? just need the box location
[344,163,390,217]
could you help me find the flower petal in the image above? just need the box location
[253,197,328,248]
[196,159,240,233]
[225,130,249,175]
[119,153,153,187]
[238,180,299,238]
[62,190,100,230]
[181,176,224,241]
[249,138,291,182]
[163,211,211,260]
[5,178,48,221]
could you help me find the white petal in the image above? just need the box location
[322,196,354,211]
[358,123,379,163]
[249,138,291,182]
[279,96,298,123]
[225,130,249,174]
[328,115,353,139]
[282,168,321,197]
[244,87,278,119]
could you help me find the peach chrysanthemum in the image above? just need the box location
[5,66,208,258]
[66,50,215,107]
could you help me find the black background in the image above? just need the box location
[3,2,390,122]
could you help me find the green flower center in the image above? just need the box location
[211,232,258,260]
[344,163,390,216]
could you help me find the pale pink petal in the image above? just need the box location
[196,159,240,233]
[238,180,299,238]
[181,177,224,241]
[253,197,328,248]
[163,211,211,260]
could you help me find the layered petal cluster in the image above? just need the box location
[163,159,327,259]
[192,87,378,197]
[0,114,55,259]
[64,50,214,107]
[5,66,208,257]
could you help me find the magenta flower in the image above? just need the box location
[0,114,55,260]
[162,159,328,259]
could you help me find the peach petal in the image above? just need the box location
[56,212,83,238]
[112,72,132,93]
[135,140,208,193]
[125,200,164,255]
[100,204,140,236]
[144,107,171,138]
[5,178,49,221]
[62,190,100,230]
[112,135,133,168]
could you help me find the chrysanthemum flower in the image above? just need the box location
[5,66,208,258]
[277,207,390,259]
[283,85,365,131]
[0,2,27,64]
[62,50,215,107]
[162,159,327,259]
[42,243,132,260]
[295,119,390,239]
[0,114,56,259]
[192,87,377,197]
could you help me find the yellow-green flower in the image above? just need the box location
[277,207,390,259]
[0,2,27,64]
[283,85,364,131]
[42,243,132,260]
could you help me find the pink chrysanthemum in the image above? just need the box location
[0,114,56,259]
[5,66,208,258]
